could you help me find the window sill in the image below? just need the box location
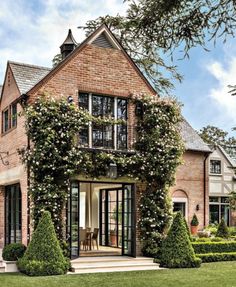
[209,172,222,176]
[79,146,136,155]
[1,126,17,137]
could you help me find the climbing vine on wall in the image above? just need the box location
[131,95,185,256]
[19,94,184,256]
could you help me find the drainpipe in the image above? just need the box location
[203,152,210,227]
[27,135,30,244]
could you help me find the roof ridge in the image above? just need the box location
[9,61,51,71]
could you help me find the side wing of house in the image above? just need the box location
[209,146,236,225]
[170,119,211,229]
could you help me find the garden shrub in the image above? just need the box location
[190,214,199,226]
[216,219,230,238]
[197,252,236,263]
[211,237,223,242]
[183,217,191,240]
[192,241,236,254]
[17,211,69,276]
[160,212,201,268]
[197,230,210,238]
[196,238,211,242]
[2,243,26,261]
[229,227,236,236]
[205,225,217,236]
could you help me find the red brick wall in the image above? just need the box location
[29,44,154,101]
[170,151,209,230]
[0,66,28,247]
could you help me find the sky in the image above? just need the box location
[0,0,236,135]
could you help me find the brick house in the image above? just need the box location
[0,25,210,258]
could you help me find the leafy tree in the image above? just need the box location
[52,53,62,67]
[198,125,236,158]
[160,212,201,268]
[80,0,236,94]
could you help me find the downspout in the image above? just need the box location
[203,152,210,227]
[27,135,30,244]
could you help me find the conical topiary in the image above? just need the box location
[160,212,201,268]
[216,218,230,238]
[17,211,69,276]
[183,217,191,240]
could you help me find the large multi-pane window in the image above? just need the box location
[78,93,128,149]
[210,160,221,174]
[2,103,17,134]
[5,184,22,244]
[209,196,230,226]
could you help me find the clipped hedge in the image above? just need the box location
[192,241,236,254]
[2,243,26,261]
[18,211,69,276]
[197,252,236,263]
[160,212,201,268]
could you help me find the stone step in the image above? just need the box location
[0,265,5,273]
[72,261,157,269]
[70,256,161,274]
[71,256,153,264]
[71,265,162,274]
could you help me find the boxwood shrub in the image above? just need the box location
[17,211,69,276]
[2,243,26,261]
[216,219,230,238]
[192,241,236,254]
[160,212,201,268]
[197,252,236,263]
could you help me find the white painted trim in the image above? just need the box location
[172,197,188,220]
[0,166,24,185]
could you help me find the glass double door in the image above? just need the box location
[99,184,136,257]
[5,184,22,244]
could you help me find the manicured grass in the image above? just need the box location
[1,262,236,287]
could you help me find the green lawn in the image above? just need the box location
[1,262,236,287]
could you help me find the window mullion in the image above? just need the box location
[114,97,117,150]
[89,93,92,148]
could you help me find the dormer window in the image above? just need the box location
[78,92,128,150]
[210,160,221,174]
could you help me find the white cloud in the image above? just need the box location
[0,0,127,83]
[206,57,236,124]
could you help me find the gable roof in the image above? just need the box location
[217,145,236,168]
[27,24,157,96]
[180,119,211,153]
[8,61,51,94]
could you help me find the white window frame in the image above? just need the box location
[172,197,188,220]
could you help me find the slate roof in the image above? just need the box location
[9,61,51,94]
[180,119,211,153]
